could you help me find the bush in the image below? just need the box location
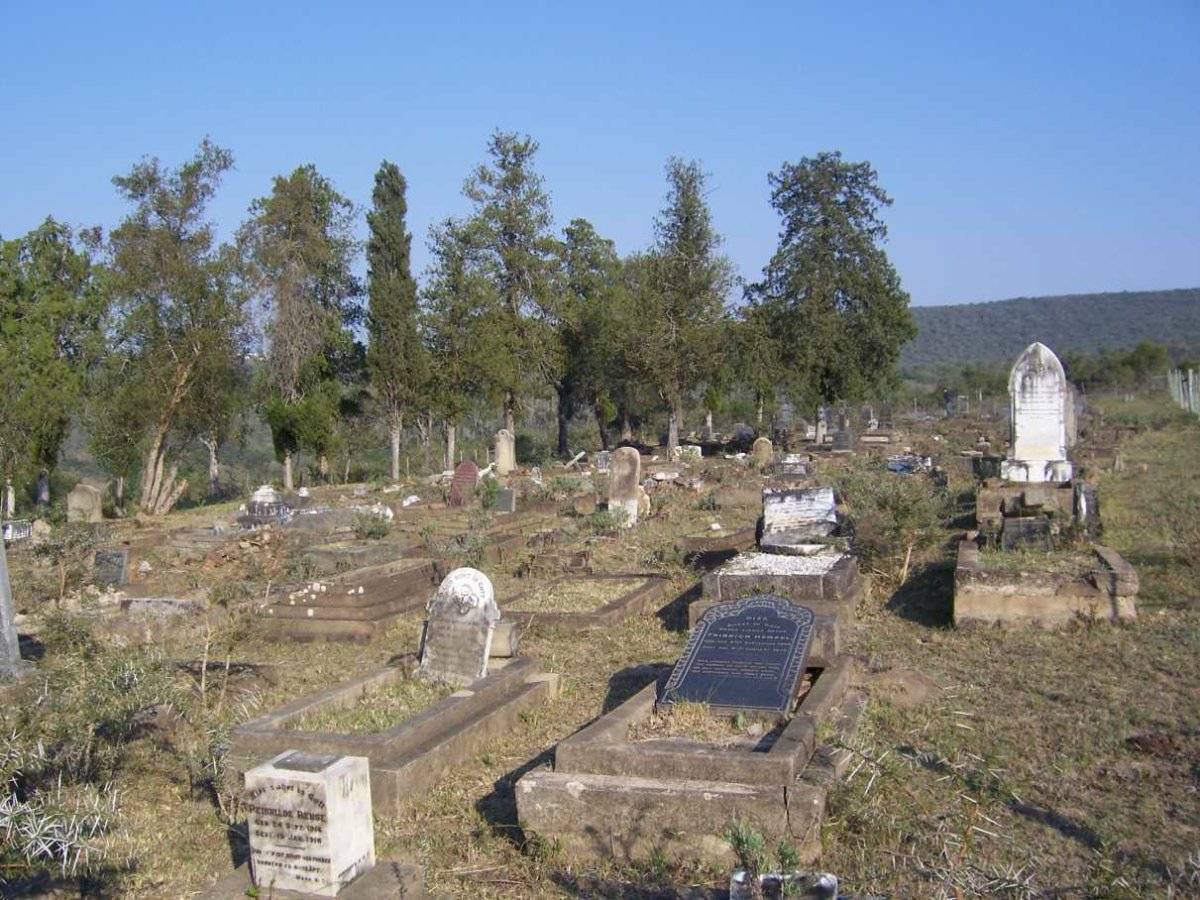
[479,475,501,510]
[515,433,554,466]
[352,508,392,540]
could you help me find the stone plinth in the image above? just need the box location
[245,752,374,896]
[698,551,864,628]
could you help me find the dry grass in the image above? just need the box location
[505,577,641,613]
[286,675,454,733]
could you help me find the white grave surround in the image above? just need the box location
[1000,342,1073,483]
[245,751,374,897]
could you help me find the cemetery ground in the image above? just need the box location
[2,396,1198,898]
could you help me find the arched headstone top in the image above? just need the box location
[1002,341,1073,483]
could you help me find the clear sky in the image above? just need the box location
[2,1,1197,306]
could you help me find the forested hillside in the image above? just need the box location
[902,289,1200,367]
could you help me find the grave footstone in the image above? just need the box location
[448,460,479,507]
[608,447,641,527]
[417,567,500,687]
[1001,342,1073,483]
[494,429,516,476]
[93,548,129,587]
[245,751,374,896]
[67,484,104,523]
[659,595,815,715]
[761,486,837,553]
[751,436,773,466]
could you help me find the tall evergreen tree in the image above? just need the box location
[462,130,559,432]
[366,161,427,481]
[0,220,104,513]
[638,158,733,454]
[240,164,360,488]
[750,152,915,409]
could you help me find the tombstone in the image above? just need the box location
[814,411,828,446]
[1000,515,1052,552]
[1074,482,1100,539]
[92,548,129,587]
[495,488,517,514]
[659,595,815,715]
[448,460,479,507]
[243,485,292,527]
[417,567,500,687]
[594,450,612,473]
[831,428,853,451]
[67,484,104,523]
[775,453,808,477]
[0,539,28,679]
[751,436,773,466]
[761,486,837,554]
[494,429,516,476]
[608,447,641,527]
[859,405,874,426]
[245,751,374,896]
[796,417,815,440]
[1000,342,1074,483]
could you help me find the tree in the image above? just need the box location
[637,158,733,455]
[366,161,427,481]
[241,165,360,488]
[0,220,104,514]
[731,302,784,428]
[462,130,560,432]
[421,219,490,468]
[102,140,248,515]
[751,152,915,410]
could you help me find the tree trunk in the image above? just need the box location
[556,384,570,457]
[620,408,633,443]
[283,451,294,491]
[704,409,714,439]
[594,401,611,451]
[3,478,13,518]
[445,424,457,471]
[503,390,516,434]
[417,412,432,473]
[203,435,220,499]
[115,476,124,507]
[389,419,402,483]
[318,454,329,482]
[667,402,680,456]
[36,472,50,507]
[756,391,764,426]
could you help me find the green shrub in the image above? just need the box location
[352,508,392,540]
[479,475,501,509]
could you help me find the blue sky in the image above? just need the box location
[2,1,1197,306]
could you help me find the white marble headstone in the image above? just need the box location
[1001,342,1073,483]
[760,486,837,554]
[417,567,500,687]
[494,429,516,476]
[245,751,374,897]
[608,447,641,527]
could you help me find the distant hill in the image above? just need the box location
[901,289,1200,368]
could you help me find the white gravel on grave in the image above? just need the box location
[720,550,844,576]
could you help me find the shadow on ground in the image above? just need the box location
[885,561,954,627]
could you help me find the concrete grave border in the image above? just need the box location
[500,573,670,630]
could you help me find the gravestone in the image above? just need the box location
[93,549,129,587]
[608,447,641,527]
[67,484,103,523]
[831,428,853,451]
[751,436,773,465]
[417,567,500,687]
[659,595,815,715]
[1074,482,1100,539]
[760,486,837,553]
[495,488,517,514]
[0,539,27,679]
[243,485,292,527]
[1001,342,1073,483]
[775,453,808,477]
[594,450,611,473]
[245,751,374,896]
[1000,515,1052,552]
[494,429,516,476]
[814,409,827,445]
[448,460,479,507]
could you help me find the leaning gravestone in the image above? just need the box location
[92,549,129,587]
[1001,342,1074,483]
[659,595,815,715]
[494,429,516,476]
[417,567,500,687]
[751,436,773,466]
[608,447,641,527]
[0,539,28,679]
[245,751,374,896]
[448,460,479,508]
[67,484,104,523]
[760,486,837,554]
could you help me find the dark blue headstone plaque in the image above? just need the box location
[659,595,815,715]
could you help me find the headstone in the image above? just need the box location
[814,411,827,446]
[448,460,479,507]
[1000,515,1052,552]
[67,484,103,523]
[859,405,874,425]
[594,450,611,473]
[1000,342,1073,483]
[1073,482,1100,539]
[495,488,517,514]
[751,436,773,465]
[761,486,837,553]
[831,428,853,451]
[417,567,500,687]
[243,485,292,527]
[775,453,808,477]
[494,429,516,476]
[92,549,129,587]
[0,540,27,679]
[608,447,641,527]
[245,751,374,896]
[659,595,815,715]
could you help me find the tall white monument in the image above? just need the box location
[1000,342,1073,483]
